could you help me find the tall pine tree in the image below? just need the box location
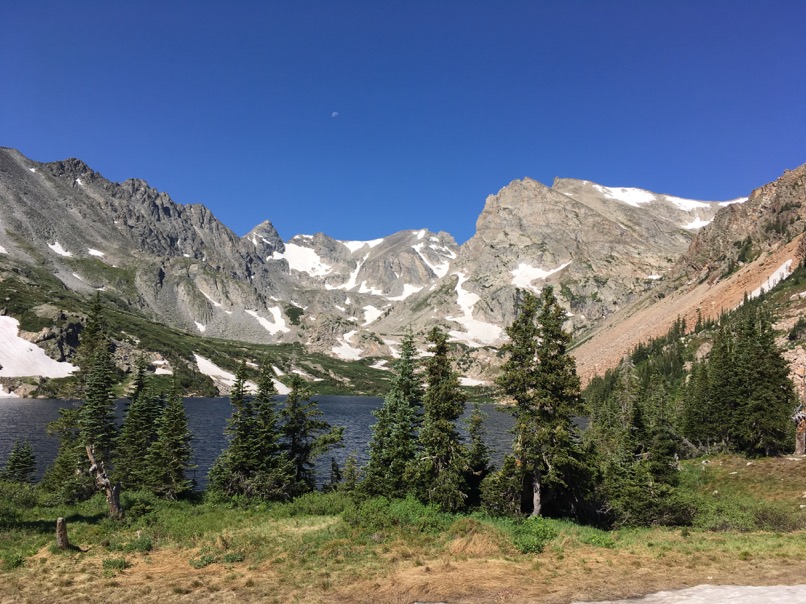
[362,331,423,498]
[408,327,467,512]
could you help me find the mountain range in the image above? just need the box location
[1,146,803,392]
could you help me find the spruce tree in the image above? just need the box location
[281,375,344,494]
[116,381,164,488]
[1,440,36,484]
[208,362,256,497]
[41,408,95,502]
[465,403,491,508]
[250,361,295,500]
[362,331,422,498]
[144,380,195,499]
[409,327,467,512]
[497,287,588,517]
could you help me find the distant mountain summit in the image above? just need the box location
[0,146,754,383]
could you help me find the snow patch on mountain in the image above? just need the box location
[272,243,332,276]
[412,243,452,278]
[511,261,571,290]
[663,195,710,211]
[363,305,384,325]
[326,257,366,291]
[331,330,362,360]
[0,245,6,255]
[682,217,713,230]
[341,238,384,253]
[387,284,424,301]
[246,308,290,334]
[749,259,792,300]
[0,316,77,378]
[201,291,222,307]
[47,242,72,257]
[193,354,258,392]
[0,383,18,398]
[194,321,206,333]
[594,185,656,207]
[446,273,503,346]
[88,248,105,257]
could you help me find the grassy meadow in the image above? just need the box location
[2,454,806,603]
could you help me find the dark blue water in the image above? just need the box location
[0,396,515,488]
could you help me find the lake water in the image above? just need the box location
[0,396,515,488]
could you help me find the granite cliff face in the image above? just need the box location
[0,146,756,382]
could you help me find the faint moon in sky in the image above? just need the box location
[331,112,339,118]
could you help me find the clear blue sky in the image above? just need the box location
[2,1,805,243]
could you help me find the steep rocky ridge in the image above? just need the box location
[573,164,806,384]
[0,146,765,386]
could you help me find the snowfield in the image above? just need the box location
[193,353,290,395]
[246,308,290,334]
[0,316,77,378]
[510,261,571,290]
[47,242,73,257]
[446,273,503,346]
[331,330,363,360]
[749,259,792,300]
[272,242,333,277]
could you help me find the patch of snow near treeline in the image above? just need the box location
[331,330,363,360]
[511,261,571,290]
[682,217,712,230]
[47,242,72,257]
[193,353,289,395]
[749,259,792,300]
[573,583,806,603]
[459,376,487,386]
[446,273,503,346]
[0,244,7,255]
[0,316,77,378]
[246,308,290,334]
[0,383,19,398]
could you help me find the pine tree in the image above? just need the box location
[115,381,164,488]
[250,361,295,500]
[409,327,467,512]
[144,380,195,499]
[497,287,588,517]
[281,375,344,494]
[362,331,422,498]
[41,408,95,502]
[464,403,491,508]
[208,361,256,497]
[1,440,36,483]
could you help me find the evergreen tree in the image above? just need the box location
[41,408,95,502]
[464,403,491,508]
[362,331,422,498]
[115,380,164,488]
[250,361,295,500]
[281,375,344,494]
[208,362,256,497]
[409,327,467,512]
[144,380,195,499]
[497,287,588,517]
[1,440,36,484]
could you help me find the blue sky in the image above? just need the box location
[2,1,804,243]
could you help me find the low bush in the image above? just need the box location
[343,496,452,535]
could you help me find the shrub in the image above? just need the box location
[342,496,452,534]
[480,456,523,517]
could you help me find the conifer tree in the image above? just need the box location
[41,408,95,502]
[497,287,588,517]
[409,327,467,511]
[281,375,344,494]
[116,380,164,488]
[250,361,295,500]
[208,361,256,497]
[1,440,36,484]
[362,332,422,498]
[144,380,195,499]
[464,403,491,508]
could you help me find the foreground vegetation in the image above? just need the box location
[2,455,806,603]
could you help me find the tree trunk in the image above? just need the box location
[85,445,123,520]
[796,418,806,456]
[56,517,70,550]
[531,471,542,517]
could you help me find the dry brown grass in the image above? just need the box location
[3,525,806,604]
